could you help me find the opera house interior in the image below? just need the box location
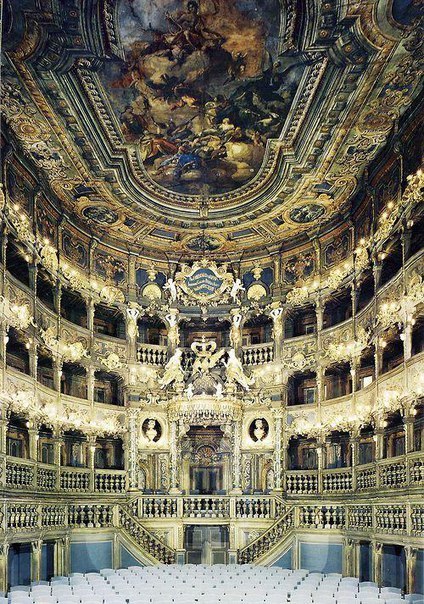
[0,0,423,602]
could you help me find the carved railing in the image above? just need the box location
[94,469,126,493]
[242,343,274,366]
[140,497,179,518]
[6,458,34,489]
[238,506,294,563]
[68,504,114,528]
[378,458,407,489]
[37,464,58,490]
[137,344,167,366]
[285,470,318,494]
[60,468,91,492]
[322,468,352,493]
[235,497,273,518]
[135,495,277,520]
[183,497,230,518]
[118,506,175,564]
[356,464,377,490]
[375,505,407,534]
[298,505,345,529]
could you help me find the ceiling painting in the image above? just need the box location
[101,0,305,195]
[1,0,422,259]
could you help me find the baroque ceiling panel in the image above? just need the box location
[1,0,423,258]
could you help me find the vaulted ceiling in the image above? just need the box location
[2,0,423,258]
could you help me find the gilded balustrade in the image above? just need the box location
[242,343,274,366]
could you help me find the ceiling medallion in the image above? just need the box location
[289,204,325,224]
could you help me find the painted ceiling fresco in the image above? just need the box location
[1,0,423,257]
[101,0,305,195]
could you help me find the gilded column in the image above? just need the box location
[230,417,243,495]
[350,431,360,491]
[126,304,141,362]
[269,304,284,361]
[404,412,415,454]
[343,537,355,577]
[169,419,181,494]
[126,408,140,491]
[405,546,417,594]
[372,541,383,585]
[87,434,97,492]
[87,366,95,404]
[316,439,324,494]
[0,543,9,593]
[31,540,42,582]
[28,421,39,461]
[272,408,284,492]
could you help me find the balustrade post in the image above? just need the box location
[31,539,42,582]
[0,543,9,593]
[405,546,417,594]
[403,322,413,361]
[372,541,383,586]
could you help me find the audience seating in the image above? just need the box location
[5,565,422,604]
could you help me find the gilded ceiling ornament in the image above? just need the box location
[247,283,267,301]
[174,260,235,307]
[142,282,162,301]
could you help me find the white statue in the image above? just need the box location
[165,310,180,346]
[164,278,178,302]
[191,337,224,374]
[159,348,184,388]
[224,348,255,391]
[145,419,158,442]
[185,383,194,400]
[253,419,266,442]
[215,382,224,399]
[229,310,243,348]
[126,305,141,340]
[230,278,245,303]
[270,305,284,340]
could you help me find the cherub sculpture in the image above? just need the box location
[164,278,178,302]
[230,278,245,303]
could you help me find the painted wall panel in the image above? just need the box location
[70,541,112,574]
[8,544,31,587]
[300,542,342,574]
[359,542,372,582]
[272,548,292,569]
[120,546,144,569]
[382,545,405,590]
[41,542,55,581]
[416,550,424,594]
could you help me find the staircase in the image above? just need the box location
[118,505,176,564]
[238,506,294,564]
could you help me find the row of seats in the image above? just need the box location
[5,565,424,604]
